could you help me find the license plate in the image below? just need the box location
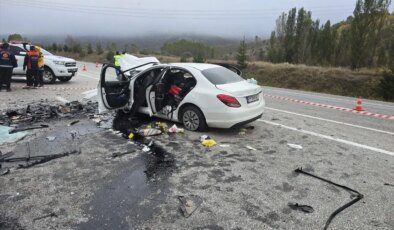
[246,93,259,103]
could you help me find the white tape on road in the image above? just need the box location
[265,107,394,136]
[258,119,394,157]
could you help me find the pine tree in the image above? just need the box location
[237,37,248,69]
[96,42,103,55]
[52,43,58,52]
[87,43,93,54]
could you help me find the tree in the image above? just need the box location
[2,38,6,43]
[96,42,103,55]
[87,43,93,54]
[350,0,391,69]
[106,51,114,62]
[193,53,205,63]
[63,44,69,52]
[237,37,248,69]
[7,34,23,42]
[52,43,58,52]
[284,8,297,63]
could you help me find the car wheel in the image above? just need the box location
[58,77,72,82]
[43,67,57,84]
[181,105,207,131]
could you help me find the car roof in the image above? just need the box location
[170,63,219,71]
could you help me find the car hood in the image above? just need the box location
[215,81,262,97]
[120,54,160,73]
[45,55,76,62]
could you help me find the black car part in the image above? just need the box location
[295,167,364,230]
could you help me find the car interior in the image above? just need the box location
[152,68,196,115]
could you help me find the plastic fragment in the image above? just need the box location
[168,124,184,133]
[202,139,217,148]
[128,133,134,140]
[246,145,257,151]
[287,143,303,149]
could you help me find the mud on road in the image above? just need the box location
[0,101,393,230]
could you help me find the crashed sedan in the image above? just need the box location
[98,55,265,131]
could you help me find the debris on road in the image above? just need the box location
[168,124,184,134]
[33,212,58,222]
[112,150,135,158]
[219,144,230,148]
[137,128,162,137]
[246,145,257,151]
[383,183,394,187]
[0,126,27,144]
[68,120,80,126]
[287,143,303,150]
[46,136,56,141]
[9,124,49,134]
[200,135,216,147]
[0,168,10,176]
[1,150,81,169]
[288,202,314,213]
[295,167,364,230]
[178,195,203,218]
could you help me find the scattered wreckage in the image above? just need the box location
[98,54,265,131]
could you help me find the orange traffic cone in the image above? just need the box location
[353,96,364,111]
[82,64,87,71]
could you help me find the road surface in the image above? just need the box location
[1,61,393,230]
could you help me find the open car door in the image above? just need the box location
[98,64,130,113]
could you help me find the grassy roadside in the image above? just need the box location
[56,52,389,101]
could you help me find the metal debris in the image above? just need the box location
[288,202,314,213]
[287,143,303,149]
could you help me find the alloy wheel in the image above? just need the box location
[183,110,200,131]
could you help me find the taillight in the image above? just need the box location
[217,94,241,107]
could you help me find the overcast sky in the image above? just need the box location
[1,0,393,39]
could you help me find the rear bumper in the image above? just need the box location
[204,98,265,128]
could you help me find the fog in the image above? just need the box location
[1,0,390,39]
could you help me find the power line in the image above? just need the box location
[9,0,355,16]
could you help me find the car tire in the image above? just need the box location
[43,67,57,84]
[180,105,207,131]
[58,77,72,82]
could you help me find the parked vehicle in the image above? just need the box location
[8,42,78,84]
[98,55,265,131]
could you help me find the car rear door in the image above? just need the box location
[98,64,130,113]
[146,67,169,115]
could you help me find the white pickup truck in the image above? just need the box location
[9,43,78,84]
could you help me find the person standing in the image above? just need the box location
[23,46,40,89]
[0,43,18,92]
[36,47,44,87]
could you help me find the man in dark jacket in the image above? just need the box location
[0,43,18,92]
[23,46,40,89]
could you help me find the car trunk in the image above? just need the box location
[215,81,261,97]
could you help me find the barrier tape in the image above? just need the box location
[264,93,394,120]
[12,85,96,91]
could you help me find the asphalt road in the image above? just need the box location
[1,61,393,229]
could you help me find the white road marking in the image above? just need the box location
[263,87,394,109]
[258,119,394,156]
[265,107,394,135]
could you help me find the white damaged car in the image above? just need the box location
[98,55,265,131]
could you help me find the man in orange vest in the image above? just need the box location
[23,46,40,89]
[0,43,17,92]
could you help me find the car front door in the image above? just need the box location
[98,64,130,113]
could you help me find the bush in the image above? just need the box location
[379,71,394,100]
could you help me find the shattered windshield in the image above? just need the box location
[201,67,244,85]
